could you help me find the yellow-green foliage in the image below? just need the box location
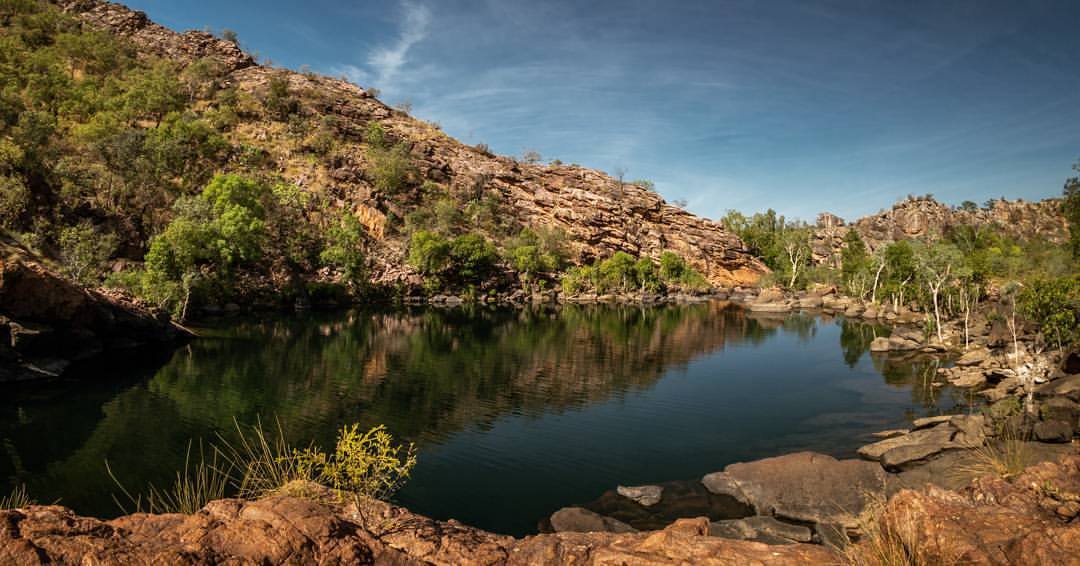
[294,424,417,505]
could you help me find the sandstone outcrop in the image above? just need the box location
[0,490,835,565]
[0,234,187,382]
[812,196,1067,265]
[4,456,1078,564]
[52,0,767,289]
[860,455,1080,565]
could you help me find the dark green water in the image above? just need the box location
[0,302,968,536]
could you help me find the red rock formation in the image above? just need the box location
[864,454,1080,565]
[812,196,1068,265]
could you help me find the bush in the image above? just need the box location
[294,424,416,509]
[365,122,416,195]
[1019,277,1080,350]
[58,220,117,285]
[320,212,366,287]
[447,232,498,283]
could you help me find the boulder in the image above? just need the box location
[869,337,890,352]
[887,336,921,351]
[1036,373,1080,402]
[549,507,637,534]
[956,348,990,367]
[1033,420,1073,443]
[702,452,888,529]
[615,485,663,507]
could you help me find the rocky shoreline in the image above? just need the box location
[2,454,1076,564]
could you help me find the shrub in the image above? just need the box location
[599,252,637,292]
[58,220,117,285]
[320,212,366,287]
[264,75,298,120]
[1018,277,1080,351]
[294,424,416,511]
[365,122,416,196]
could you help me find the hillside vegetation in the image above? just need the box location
[0,0,765,318]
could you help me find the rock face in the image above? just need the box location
[812,196,1067,265]
[0,235,186,381]
[52,0,768,289]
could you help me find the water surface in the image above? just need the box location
[0,302,967,536]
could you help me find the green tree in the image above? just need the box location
[123,61,185,125]
[634,257,659,292]
[1019,277,1080,352]
[599,252,637,292]
[1062,161,1080,260]
[448,233,498,283]
[407,230,450,277]
[58,221,117,285]
[320,212,366,287]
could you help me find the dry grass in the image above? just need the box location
[842,493,957,566]
[952,425,1032,481]
[214,417,322,500]
[1,484,33,510]
[108,440,230,515]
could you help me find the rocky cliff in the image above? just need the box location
[52,0,767,288]
[0,233,187,382]
[812,196,1068,265]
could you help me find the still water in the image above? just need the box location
[0,301,967,536]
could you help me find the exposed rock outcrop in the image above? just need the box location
[4,456,1078,565]
[812,196,1067,265]
[0,492,835,565]
[51,0,767,289]
[0,234,186,381]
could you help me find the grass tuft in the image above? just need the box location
[108,439,231,515]
[952,424,1032,481]
[1,484,33,510]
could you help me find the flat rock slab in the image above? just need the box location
[549,507,637,534]
[709,516,814,544]
[702,452,888,529]
[880,443,947,471]
[912,415,953,429]
[857,425,954,461]
[616,485,663,507]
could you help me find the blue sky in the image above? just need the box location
[124,0,1080,222]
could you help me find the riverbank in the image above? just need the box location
[2,453,1076,564]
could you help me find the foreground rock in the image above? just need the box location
[0,234,187,382]
[856,455,1080,565]
[0,490,835,565]
[702,451,888,530]
[5,456,1078,564]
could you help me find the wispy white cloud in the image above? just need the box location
[370,1,431,88]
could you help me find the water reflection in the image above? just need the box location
[0,302,965,535]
